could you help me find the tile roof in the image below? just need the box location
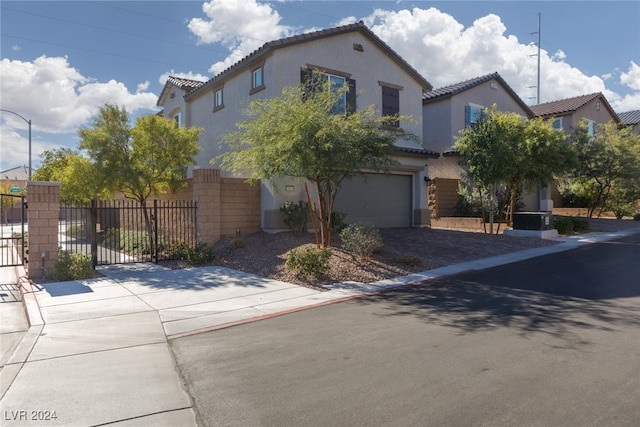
[422,72,533,117]
[530,92,609,117]
[166,76,206,91]
[618,110,640,126]
[396,146,440,158]
[185,21,432,101]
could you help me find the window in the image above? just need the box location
[250,66,264,94]
[300,67,356,115]
[174,112,181,127]
[464,105,483,128]
[213,88,223,111]
[586,119,595,137]
[552,117,563,130]
[381,86,400,127]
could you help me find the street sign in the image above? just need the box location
[9,188,21,193]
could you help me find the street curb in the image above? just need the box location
[166,270,472,340]
[15,262,44,327]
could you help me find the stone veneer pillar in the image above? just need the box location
[26,181,60,279]
[192,169,221,245]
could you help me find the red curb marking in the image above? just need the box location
[167,269,475,340]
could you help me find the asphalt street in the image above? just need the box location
[171,234,640,426]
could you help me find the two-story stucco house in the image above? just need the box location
[421,72,533,218]
[529,92,620,210]
[157,22,439,232]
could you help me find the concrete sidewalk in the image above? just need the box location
[1,226,639,426]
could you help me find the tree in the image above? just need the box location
[453,108,524,233]
[454,108,573,233]
[218,78,412,247]
[32,148,105,204]
[78,104,202,256]
[569,120,640,217]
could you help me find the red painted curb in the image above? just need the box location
[167,269,474,340]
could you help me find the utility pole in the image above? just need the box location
[529,13,542,104]
[0,109,32,180]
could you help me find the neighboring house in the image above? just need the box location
[421,72,533,217]
[1,165,30,223]
[618,110,640,134]
[530,92,620,136]
[530,92,620,210]
[157,21,438,231]
[1,165,31,189]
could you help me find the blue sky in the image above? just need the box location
[1,0,639,172]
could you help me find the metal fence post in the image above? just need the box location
[90,198,98,268]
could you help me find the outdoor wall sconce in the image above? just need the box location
[424,176,432,186]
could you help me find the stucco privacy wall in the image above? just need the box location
[26,181,60,279]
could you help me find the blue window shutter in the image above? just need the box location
[465,105,471,128]
[346,78,356,114]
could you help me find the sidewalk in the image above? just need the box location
[1,226,639,426]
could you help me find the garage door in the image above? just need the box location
[334,173,412,228]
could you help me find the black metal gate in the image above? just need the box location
[0,193,26,267]
[60,199,197,266]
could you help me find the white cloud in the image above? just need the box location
[11,45,21,52]
[620,61,640,91]
[137,81,150,93]
[0,56,157,134]
[187,0,294,75]
[361,7,614,105]
[0,55,158,170]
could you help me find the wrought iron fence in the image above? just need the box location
[60,199,197,266]
[0,193,26,267]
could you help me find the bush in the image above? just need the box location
[280,201,309,234]
[570,217,590,232]
[172,241,214,265]
[66,223,88,241]
[285,247,330,277]
[340,223,383,259]
[553,216,590,235]
[396,253,422,267]
[50,250,93,281]
[634,213,640,221]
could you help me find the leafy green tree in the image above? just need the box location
[454,108,524,233]
[32,148,105,203]
[218,78,412,247]
[78,104,202,255]
[569,120,640,217]
[454,108,573,232]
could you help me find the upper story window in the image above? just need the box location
[552,117,563,130]
[301,66,356,115]
[381,85,400,127]
[586,119,596,137]
[464,105,483,128]
[250,66,265,94]
[213,88,224,111]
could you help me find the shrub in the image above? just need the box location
[340,223,383,259]
[553,216,574,234]
[280,201,309,234]
[172,241,214,265]
[51,250,93,281]
[634,213,640,221]
[396,253,422,267]
[285,246,330,277]
[570,217,590,232]
[120,230,150,254]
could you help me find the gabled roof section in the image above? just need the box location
[530,92,620,123]
[422,72,533,117]
[157,76,206,106]
[185,21,432,101]
[618,110,640,126]
[396,146,440,159]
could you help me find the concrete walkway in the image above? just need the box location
[1,227,639,426]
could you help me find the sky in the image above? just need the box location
[1,0,639,173]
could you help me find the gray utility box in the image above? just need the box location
[513,212,553,231]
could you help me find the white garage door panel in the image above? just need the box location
[334,173,412,228]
